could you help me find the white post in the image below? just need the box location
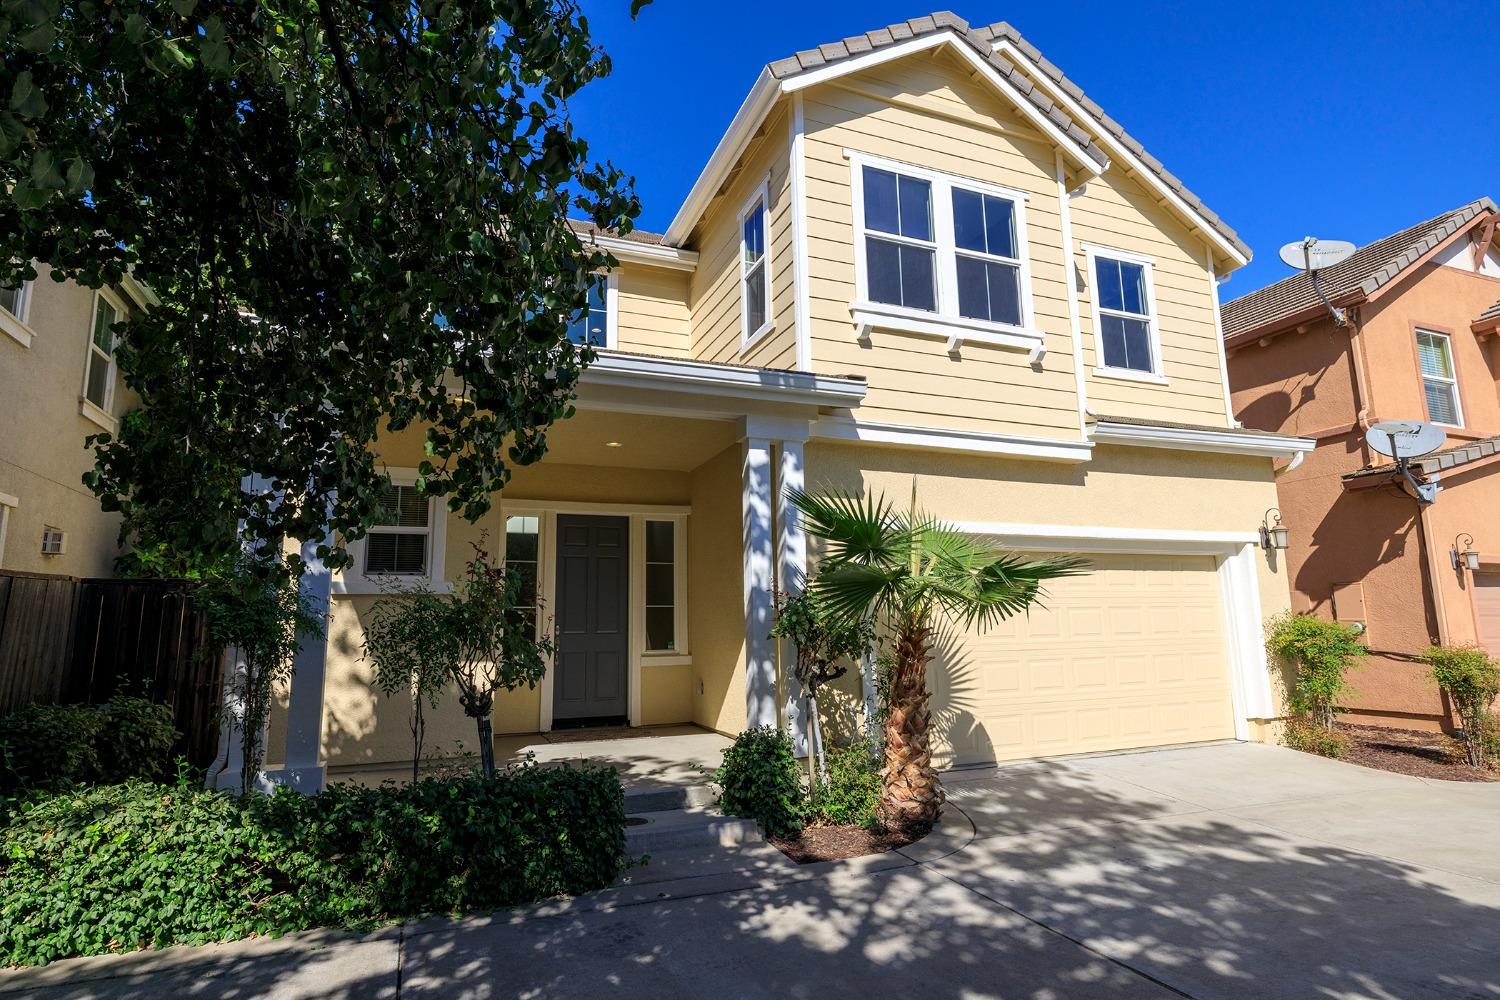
[742,434,777,730]
[261,521,332,794]
[776,438,809,755]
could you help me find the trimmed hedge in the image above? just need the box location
[0,698,178,792]
[715,726,803,837]
[0,763,626,966]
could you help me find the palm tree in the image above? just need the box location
[790,485,1085,832]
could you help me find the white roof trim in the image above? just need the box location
[582,351,867,408]
[813,414,1092,463]
[589,234,699,272]
[1089,418,1314,459]
[990,38,1249,270]
[664,32,1103,246]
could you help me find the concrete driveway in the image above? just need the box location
[5,742,1498,999]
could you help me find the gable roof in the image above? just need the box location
[663,11,1247,265]
[1221,198,1498,341]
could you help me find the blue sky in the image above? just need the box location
[570,1,1498,297]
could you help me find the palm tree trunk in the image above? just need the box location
[880,618,944,832]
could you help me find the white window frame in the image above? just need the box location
[847,149,1039,354]
[1415,328,1464,428]
[0,278,33,348]
[331,468,449,594]
[1083,244,1167,385]
[40,525,66,556]
[0,491,16,565]
[568,271,619,350]
[739,181,774,352]
[80,288,126,432]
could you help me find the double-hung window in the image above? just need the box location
[365,484,432,577]
[852,155,1035,349]
[83,292,119,412]
[1087,247,1161,378]
[1416,329,1462,426]
[740,191,771,347]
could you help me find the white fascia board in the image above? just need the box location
[582,351,867,408]
[812,415,1092,463]
[991,39,1249,271]
[664,69,780,245]
[590,235,699,272]
[120,272,160,309]
[952,520,1259,554]
[1090,419,1315,459]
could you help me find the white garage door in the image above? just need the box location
[929,552,1237,767]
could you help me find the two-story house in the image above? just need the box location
[256,12,1312,791]
[1225,198,1500,732]
[0,264,147,577]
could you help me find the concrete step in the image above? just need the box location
[623,784,717,815]
[625,807,762,854]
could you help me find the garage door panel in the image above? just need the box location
[929,553,1237,768]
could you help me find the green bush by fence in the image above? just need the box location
[0,697,178,792]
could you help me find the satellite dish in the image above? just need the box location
[1366,420,1446,460]
[1279,237,1357,272]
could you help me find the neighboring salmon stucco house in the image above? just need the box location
[254,12,1313,791]
[1224,199,1500,733]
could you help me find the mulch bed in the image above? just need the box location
[770,824,921,864]
[1335,722,1498,782]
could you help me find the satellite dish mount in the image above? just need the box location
[1365,420,1447,506]
[1279,237,1357,328]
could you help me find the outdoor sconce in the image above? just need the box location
[1452,533,1480,572]
[1260,509,1290,551]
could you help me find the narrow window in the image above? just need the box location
[0,282,27,321]
[566,276,608,347]
[1416,329,1462,426]
[644,520,675,651]
[84,295,119,410]
[1094,255,1155,373]
[863,166,936,312]
[365,484,431,576]
[505,514,541,635]
[952,188,1022,326]
[741,197,769,341]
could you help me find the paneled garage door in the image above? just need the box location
[928,552,1237,767]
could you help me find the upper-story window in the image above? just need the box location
[1085,246,1162,380]
[0,282,29,322]
[1416,329,1462,427]
[740,189,772,347]
[567,276,609,347]
[851,154,1036,348]
[83,292,120,413]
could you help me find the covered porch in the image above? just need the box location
[251,353,867,792]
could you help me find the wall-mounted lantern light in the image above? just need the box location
[1451,533,1480,572]
[1260,508,1290,551]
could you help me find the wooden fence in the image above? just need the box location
[0,572,224,766]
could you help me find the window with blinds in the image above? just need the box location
[365,484,431,575]
[1416,329,1462,427]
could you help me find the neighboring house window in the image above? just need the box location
[644,520,676,651]
[740,190,771,346]
[506,514,540,635]
[83,292,119,411]
[365,483,432,576]
[1416,329,1463,426]
[567,277,608,347]
[1086,247,1161,377]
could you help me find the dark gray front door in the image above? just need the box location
[553,515,629,723]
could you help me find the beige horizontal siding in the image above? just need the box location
[615,263,691,357]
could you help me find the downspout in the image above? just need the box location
[1275,450,1305,478]
[1345,305,1376,464]
[1417,496,1452,647]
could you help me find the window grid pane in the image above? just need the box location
[644,519,675,651]
[365,532,428,575]
[744,260,767,333]
[84,350,110,408]
[1416,332,1453,379]
[505,514,540,635]
[376,485,429,528]
[92,300,117,353]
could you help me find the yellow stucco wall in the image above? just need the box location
[0,267,136,577]
[687,442,747,735]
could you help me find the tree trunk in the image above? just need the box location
[804,692,820,797]
[879,618,943,832]
[410,695,426,784]
[475,715,495,779]
[809,692,829,785]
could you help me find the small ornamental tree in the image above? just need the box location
[770,583,873,794]
[363,537,551,779]
[1424,645,1500,769]
[1265,612,1366,732]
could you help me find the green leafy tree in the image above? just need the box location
[1,0,647,572]
[363,537,551,779]
[1424,644,1500,768]
[1265,612,1365,732]
[791,486,1085,833]
[770,583,873,795]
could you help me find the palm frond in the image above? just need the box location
[807,561,904,623]
[788,487,905,567]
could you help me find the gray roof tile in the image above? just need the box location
[1344,433,1500,481]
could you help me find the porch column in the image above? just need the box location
[261,519,332,794]
[776,437,810,755]
[741,433,777,729]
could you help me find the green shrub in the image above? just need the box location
[1266,612,1365,729]
[0,763,626,966]
[715,726,803,837]
[1282,718,1349,759]
[0,698,178,792]
[1424,645,1500,769]
[807,743,882,830]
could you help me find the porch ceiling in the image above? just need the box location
[541,409,738,471]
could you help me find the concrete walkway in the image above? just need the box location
[5,742,1498,999]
